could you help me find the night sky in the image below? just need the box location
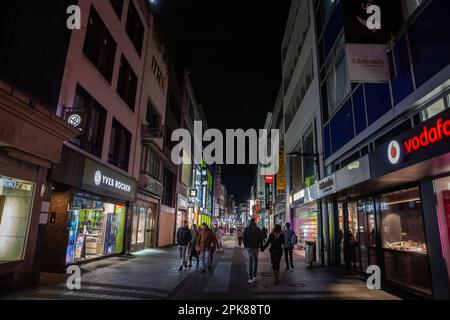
[158,0,292,203]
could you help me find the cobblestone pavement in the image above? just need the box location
[1,236,399,300]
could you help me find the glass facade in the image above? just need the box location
[0,176,34,263]
[433,177,450,284]
[66,193,127,264]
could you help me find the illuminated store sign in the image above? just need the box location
[371,108,450,177]
[0,179,32,192]
[82,158,136,202]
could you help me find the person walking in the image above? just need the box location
[176,221,192,271]
[262,226,268,243]
[216,226,225,251]
[188,224,200,268]
[262,224,285,285]
[237,227,244,247]
[243,219,263,284]
[210,229,219,265]
[197,223,215,273]
[282,223,297,270]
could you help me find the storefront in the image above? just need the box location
[131,174,163,252]
[0,86,77,288]
[176,194,189,228]
[321,109,450,298]
[293,202,319,249]
[44,155,136,271]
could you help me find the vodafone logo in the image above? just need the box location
[387,140,401,165]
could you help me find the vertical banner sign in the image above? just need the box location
[276,147,286,191]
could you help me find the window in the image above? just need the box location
[108,119,132,171]
[421,97,446,121]
[325,35,350,116]
[126,0,144,56]
[70,85,107,157]
[404,0,428,18]
[302,125,316,180]
[110,0,124,18]
[380,187,431,294]
[146,102,161,128]
[141,145,163,181]
[117,55,138,111]
[162,169,175,207]
[83,7,117,83]
[0,176,34,263]
[151,57,165,89]
[321,0,336,25]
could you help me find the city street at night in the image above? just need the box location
[2,0,450,314]
[2,236,397,300]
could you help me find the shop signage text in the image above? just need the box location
[403,118,450,154]
[82,158,136,202]
[346,44,389,82]
[0,178,32,192]
[319,176,335,192]
[371,108,450,177]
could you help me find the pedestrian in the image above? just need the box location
[237,227,244,247]
[282,223,298,270]
[261,226,268,242]
[188,224,200,268]
[262,224,285,285]
[210,229,219,265]
[197,223,215,273]
[176,221,192,271]
[243,219,263,284]
[216,226,225,251]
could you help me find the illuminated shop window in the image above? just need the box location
[0,176,34,263]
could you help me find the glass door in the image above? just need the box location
[338,203,345,266]
[346,202,361,271]
[366,200,378,267]
[358,201,369,271]
[145,206,157,248]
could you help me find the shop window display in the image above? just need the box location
[66,193,126,264]
[294,203,318,249]
[380,187,431,295]
[0,176,34,263]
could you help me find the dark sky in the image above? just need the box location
[158,0,291,203]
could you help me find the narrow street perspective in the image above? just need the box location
[2,235,397,300]
[1,0,450,310]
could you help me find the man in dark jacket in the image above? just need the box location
[177,221,192,271]
[243,219,263,283]
[282,223,297,270]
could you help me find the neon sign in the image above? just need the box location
[403,118,450,153]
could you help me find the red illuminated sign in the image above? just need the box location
[264,175,274,183]
[403,118,450,154]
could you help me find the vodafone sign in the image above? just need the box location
[371,109,450,177]
[387,140,401,165]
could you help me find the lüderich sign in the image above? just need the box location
[370,108,450,177]
[82,158,136,202]
[345,43,389,82]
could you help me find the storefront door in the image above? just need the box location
[145,207,156,248]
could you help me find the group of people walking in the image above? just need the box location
[176,219,298,285]
[243,219,298,285]
[176,221,226,273]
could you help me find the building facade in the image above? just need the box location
[308,0,450,299]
